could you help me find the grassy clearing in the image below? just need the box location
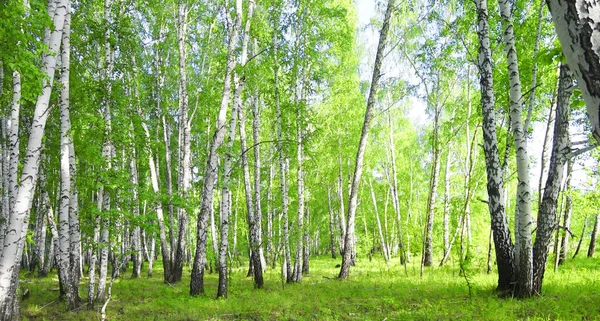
[21,256,600,320]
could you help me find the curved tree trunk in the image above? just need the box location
[339,0,395,279]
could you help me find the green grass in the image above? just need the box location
[20,255,600,320]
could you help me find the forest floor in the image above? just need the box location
[20,255,600,320]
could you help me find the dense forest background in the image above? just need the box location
[1,0,600,319]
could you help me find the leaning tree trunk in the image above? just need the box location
[532,64,573,295]
[546,0,600,144]
[190,0,241,296]
[370,179,390,263]
[0,0,70,317]
[339,0,395,279]
[474,0,516,293]
[588,215,599,257]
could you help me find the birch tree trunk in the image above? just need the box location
[588,214,599,257]
[370,180,390,263]
[0,0,70,317]
[292,106,305,282]
[442,150,451,261]
[339,0,395,279]
[273,27,292,283]
[387,113,405,264]
[532,64,573,295]
[252,93,266,271]
[130,141,142,278]
[498,0,533,297]
[217,82,239,298]
[559,160,573,265]
[422,104,441,268]
[174,1,191,284]
[474,0,516,293]
[190,0,242,296]
[58,6,80,308]
[546,0,600,143]
[328,188,337,259]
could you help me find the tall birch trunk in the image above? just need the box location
[0,0,70,317]
[130,142,142,278]
[328,188,337,259]
[387,113,405,264]
[498,0,533,297]
[422,104,441,268]
[252,93,266,270]
[474,0,516,292]
[292,106,305,282]
[532,64,573,295]
[217,82,239,298]
[339,0,394,279]
[58,6,80,309]
[272,27,292,282]
[174,1,191,284]
[190,0,241,296]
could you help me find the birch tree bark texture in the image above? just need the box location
[0,0,71,318]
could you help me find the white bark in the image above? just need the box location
[546,0,600,143]
[339,0,394,279]
[475,0,516,292]
[0,0,70,317]
[190,0,242,295]
[498,0,533,297]
[174,1,190,283]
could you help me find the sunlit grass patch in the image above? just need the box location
[21,256,600,320]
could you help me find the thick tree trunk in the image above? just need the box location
[0,0,70,317]
[339,0,394,279]
[190,0,241,296]
[474,0,516,293]
[538,90,557,205]
[546,0,600,143]
[532,64,573,295]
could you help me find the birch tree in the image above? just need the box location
[339,0,395,279]
[474,0,516,292]
[0,0,71,317]
[190,0,242,296]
